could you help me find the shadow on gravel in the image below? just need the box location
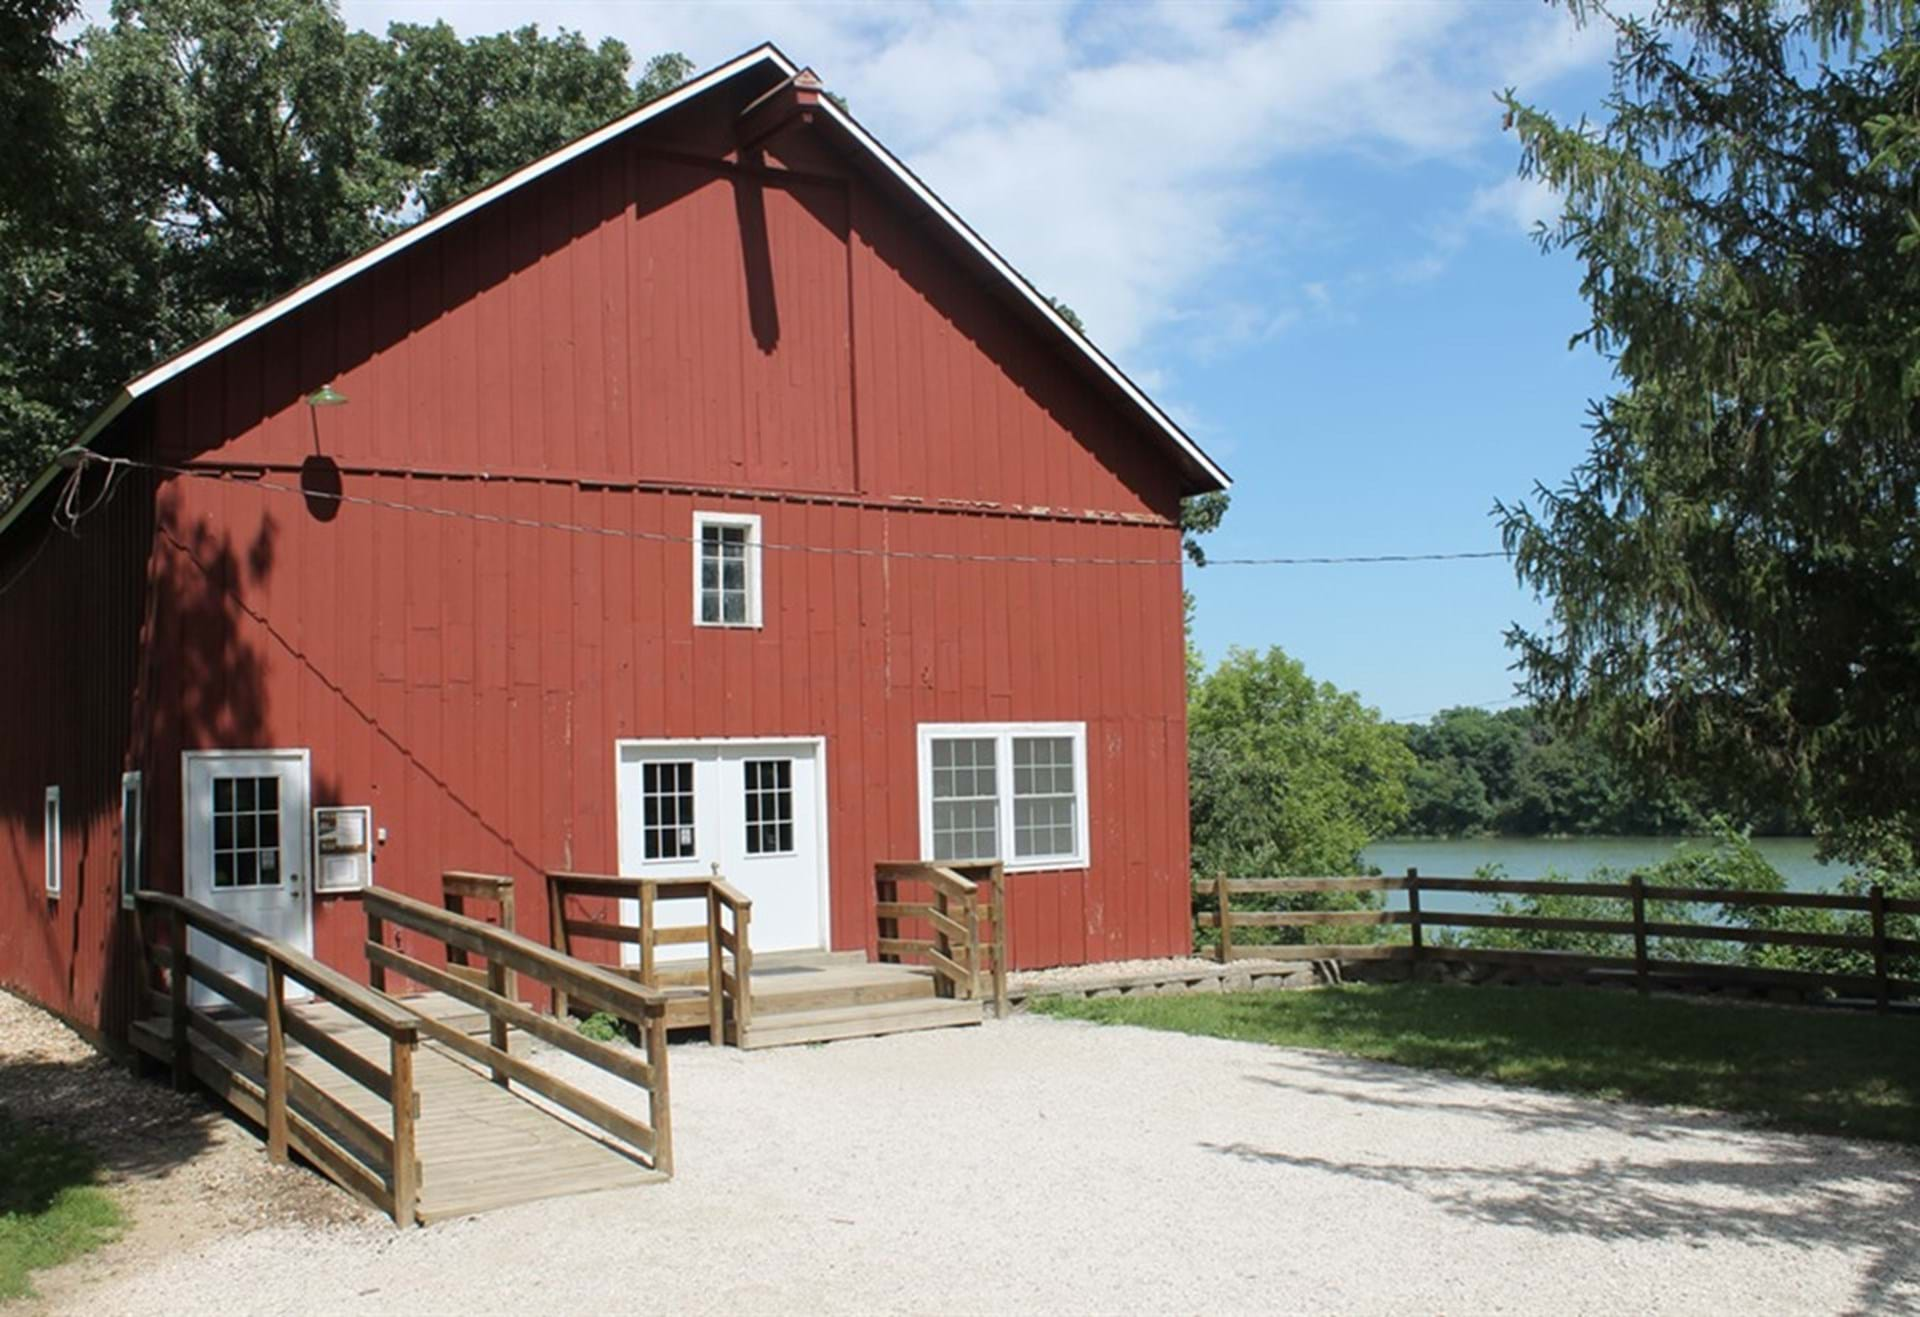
[0,1050,218,1184]
[1207,1055,1920,1317]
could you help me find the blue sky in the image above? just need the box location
[94,0,1628,721]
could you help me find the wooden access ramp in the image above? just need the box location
[130,889,675,1226]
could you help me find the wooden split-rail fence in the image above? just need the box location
[1201,871,1920,1010]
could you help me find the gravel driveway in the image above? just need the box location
[34,1014,1920,1315]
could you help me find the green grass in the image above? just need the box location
[0,1112,124,1301]
[1035,983,1920,1146]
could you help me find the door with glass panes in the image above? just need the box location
[614,740,826,955]
[183,750,313,1005]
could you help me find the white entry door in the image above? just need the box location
[615,739,827,956]
[183,750,314,1006]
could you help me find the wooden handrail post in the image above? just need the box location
[547,873,571,1019]
[734,902,754,1040]
[1406,868,1423,963]
[1870,884,1890,1013]
[705,884,725,1046]
[1214,872,1233,964]
[486,958,510,1086]
[1630,874,1650,995]
[366,906,387,995]
[389,1033,419,1225]
[646,1005,673,1177]
[169,903,191,1091]
[966,898,982,1001]
[265,959,289,1162]
[639,880,657,987]
[990,861,1008,1020]
[498,881,517,1003]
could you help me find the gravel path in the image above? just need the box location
[29,1013,1920,1315]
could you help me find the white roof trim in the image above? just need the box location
[2,39,1224,541]
[812,97,1228,491]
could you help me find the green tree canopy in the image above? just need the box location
[0,0,690,501]
[1497,0,1920,868]
[1189,646,1412,875]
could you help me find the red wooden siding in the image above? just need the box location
[0,96,1198,1035]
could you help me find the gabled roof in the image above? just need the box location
[0,43,1226,539]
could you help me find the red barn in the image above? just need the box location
[0,45,1228,1041]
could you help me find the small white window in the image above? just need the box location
[43,786,61,898]
[120,771,144,909]
[917,723,1089,872]
[693,511,762,628]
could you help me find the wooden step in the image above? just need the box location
[739,996,982,1050]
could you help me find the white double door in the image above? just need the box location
[183,750,313,1006]
[615,739,827,956]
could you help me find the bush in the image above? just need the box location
[576,1012,625,1043]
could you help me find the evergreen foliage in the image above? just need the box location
[1498,0,1920,871]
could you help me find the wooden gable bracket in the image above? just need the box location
[735,69,825,153]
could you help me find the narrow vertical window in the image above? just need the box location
[120,771,145,910]
[693,511,762,627]
[43,785,61,898]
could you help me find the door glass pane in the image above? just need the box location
[211,773,283,889]
[743,759,795,855]
[641,761,696,859]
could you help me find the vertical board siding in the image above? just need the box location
[1,107,1198,1035]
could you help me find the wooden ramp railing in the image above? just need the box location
[132,891,424,1224]
[1202,872,1920,1008]
[440,870,516,996]
[545,871,753,1045]
[364,888,674,1176]
[874,860,1009,1019]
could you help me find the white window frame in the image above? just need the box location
[44,785,61,898]
[120,770,145,910]
[692,510,763,629]
[916,722,1090,873]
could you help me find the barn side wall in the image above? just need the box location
[0,104,1198,1033]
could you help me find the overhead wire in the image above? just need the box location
[53,451,1515,571]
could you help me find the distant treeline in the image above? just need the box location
[1394,706,1807,839]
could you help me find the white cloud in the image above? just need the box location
[1471,175,1562,235]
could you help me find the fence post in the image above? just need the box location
[169,903,192,1092]
[390,1031,419,1226]
[1214,872,1233,965]
[991,862,1009,1020]
[1870,884,1890,1013]
[265,959,289,1162]
[639,880,658,988]
[1630,874,1650,995]
[1406,868,1423,966]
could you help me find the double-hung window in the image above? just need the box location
[917,723,1089,872]
[693,511,763,627]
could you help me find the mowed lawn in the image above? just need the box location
[1036,983,1920,1146]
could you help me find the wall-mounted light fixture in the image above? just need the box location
[306,383,349,407]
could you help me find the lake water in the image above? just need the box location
[1358,835,1840,915]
